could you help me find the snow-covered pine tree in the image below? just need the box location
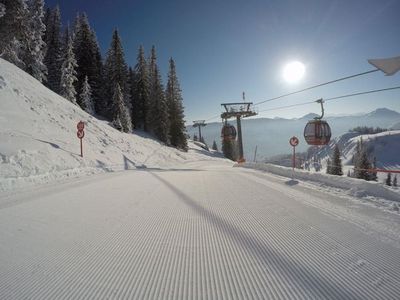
[131,45,150,131]
[355,138,371,181]
[43,5,62,93]
[148,46,169,143]
[112,115,123,131]
[80,76,95,114]
[330,144,343,176]
[23,0,47,82]
[43,7,51,40]
[112,83,131,133]
[385,172,392,186]
[59,36,78,104]
[212,140,218,151]
[393,175,397,187]
[0,0,29,69]
[326,158,332,174]
[0,3,5,18]
[166,58,187,151]
[73,13,103,113]
[104,29,129,120]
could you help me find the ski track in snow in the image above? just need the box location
[1,164,400,299]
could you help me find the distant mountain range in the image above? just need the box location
[187,108,400,160]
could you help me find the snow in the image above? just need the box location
[1,163,400,299]
[238,162,400,204]
[0,58,231,192]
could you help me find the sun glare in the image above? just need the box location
[282,61,305,83]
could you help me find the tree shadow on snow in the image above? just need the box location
[148,171,356,299]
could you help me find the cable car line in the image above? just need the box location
[257,85,400,114]
[253,69,379,106]
[324,85,400,102]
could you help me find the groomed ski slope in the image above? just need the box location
[1,162,399,299]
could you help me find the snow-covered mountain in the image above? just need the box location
[0,58,229,192]
[391,121,400,130]
[188,108,400,160]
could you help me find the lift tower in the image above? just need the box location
[193,120,206,142]
[220,101,257,162]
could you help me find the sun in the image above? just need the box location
[282,61,305,83]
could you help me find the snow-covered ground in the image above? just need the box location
[1,164,400,299]
[0,58,231,192]
[239,162,400,210]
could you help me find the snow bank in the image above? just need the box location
[238,162,400,202]
[0,59,231,192]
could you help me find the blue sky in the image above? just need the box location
[46,0,400,122]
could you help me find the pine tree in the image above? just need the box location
[23,0,47,82]
[149,67,169,143]
[358,149,371,181]
[386,173,392,186]
[354,138,371,180]
[370,156,378,181]
[104,29,129,120]
[326,158,332,174]
[212,140,218,151]
[193,134,198,141]
[147,46,157,131]
[80,76,95,114]
[62,23,70,52]
[166,58,187,150]
[131,45,150,130]
[393,175,398,187]
[59,36,77,104]
[331,144,343,176]
[0,3,5,18]
[148,46,169,142]
[73,13,103,113]
[43,5,62,93]
[112,83,131,133]
[0,0,30,69]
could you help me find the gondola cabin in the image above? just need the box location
[221,124,237,141]
[304,119,331,145]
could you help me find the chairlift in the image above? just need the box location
[304,99,332,145]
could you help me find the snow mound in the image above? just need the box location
[0,59,231,192]
[238,163,400,202]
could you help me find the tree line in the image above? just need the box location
[0,0,187,151]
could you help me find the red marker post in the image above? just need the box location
[77,121,85,157]
[289,136,299,171]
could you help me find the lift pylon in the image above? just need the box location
[193,120,207,142]
[220,100,257,162]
